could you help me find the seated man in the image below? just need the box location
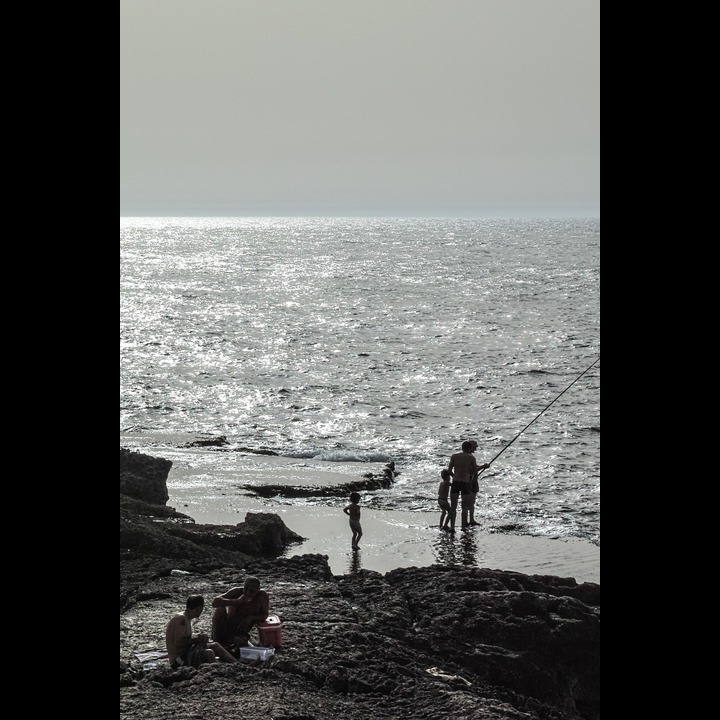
[211,576,270,653]
[165,594,238,668]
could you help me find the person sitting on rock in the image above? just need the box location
[166,594,238,668]
[211,576,270,653]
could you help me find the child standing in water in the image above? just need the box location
[438,469,453,532]
[343,492,363,550]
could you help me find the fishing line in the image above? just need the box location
[481,356,600,473]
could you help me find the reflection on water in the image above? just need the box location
[121,218,600,547]
[433,528,479,566]
[348,548,362,575]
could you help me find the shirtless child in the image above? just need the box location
[438,468,453,532]
[343,491,363,550]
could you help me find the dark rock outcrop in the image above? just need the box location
[243,473,394,498]
[120,447,171,505]
[119,447,600,720]
[165,513,305,555]
[120,448,305,609]
[242,463,398,498]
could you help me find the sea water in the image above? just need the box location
[120,217,599,545]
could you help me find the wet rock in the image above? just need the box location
[120,447,171,505]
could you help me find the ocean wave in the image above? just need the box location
[285,449,393,463]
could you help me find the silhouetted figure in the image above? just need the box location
[166,594,237,668]
[467,440,490,526]
[343,491,363,549]
[211,577,270,654]
[447,441,478,531]
[438,468,453,532]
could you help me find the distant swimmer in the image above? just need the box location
[382,461,397,488]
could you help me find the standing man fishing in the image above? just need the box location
[459,357,599,528]
[467,440,490,526]
[448,441,489,531]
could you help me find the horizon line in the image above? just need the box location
[120,212,600,220]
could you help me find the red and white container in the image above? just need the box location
[257,614,283,648]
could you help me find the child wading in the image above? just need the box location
[438,469,453,532]
[343,492,363,550]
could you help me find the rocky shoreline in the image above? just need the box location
[120,448,600,720]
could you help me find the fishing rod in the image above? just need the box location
[480,356,600,473]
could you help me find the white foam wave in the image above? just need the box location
[286,449,393,463]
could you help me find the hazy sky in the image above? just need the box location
[120,1,599,217]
